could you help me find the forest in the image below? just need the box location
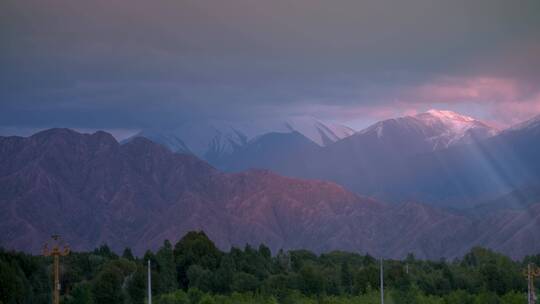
[1,231,539,304]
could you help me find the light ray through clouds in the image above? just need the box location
[428,129,537,207]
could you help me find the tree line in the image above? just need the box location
[1,231,539,304]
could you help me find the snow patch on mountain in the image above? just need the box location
[415,109,499,148]
[357,109,499,150]
[125,116,355,161]
[283,116,355,146]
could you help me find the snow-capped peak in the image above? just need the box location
[424,109,476,123]
[415,109,498,147]
[358,109,499,150]
[283,116,355,146]
[416,110,490,135]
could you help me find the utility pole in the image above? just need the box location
[148,260,152,304]
[380,257,384,304]
[287,251,292,272]
[43,235,70,304]
[525,263,540,304]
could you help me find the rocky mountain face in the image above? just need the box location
[1,128,540,259]
[218,131,322,175]
[341,110,498,155]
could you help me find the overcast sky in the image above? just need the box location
[1,0,540,136]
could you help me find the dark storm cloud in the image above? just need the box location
[1,0,540,129]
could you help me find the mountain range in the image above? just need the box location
[1,127,540,259]
[126,116,354,165]
[206,110,540,208]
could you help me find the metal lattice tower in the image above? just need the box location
[43,235,70,304]
[525,263,540,304]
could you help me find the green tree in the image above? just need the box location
[211,255,234,293]
[473,291,500,304]
[259,244,272,260]
[353,265,378,294]
[199,294,216,304]
[0,260,30,304]
[122,248,135,261]
[0,233,536,304]
[500,291,525,304]
[231,272,260,293]
[340,261,353,294]
[126,266,146,304]
[299,265,324,296]
[91,265,124,304]
[186,265,213,291]
[174,231,222,288]
[187,288,204,304]
[443,290,474,304]
[155,290,189,304]
[93,244,118,259]
[65,282,93,304]
[156,240,178,293]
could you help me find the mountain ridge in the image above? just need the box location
[213,110,537,208]
[125,116,355,165]
[2,128,540,259]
